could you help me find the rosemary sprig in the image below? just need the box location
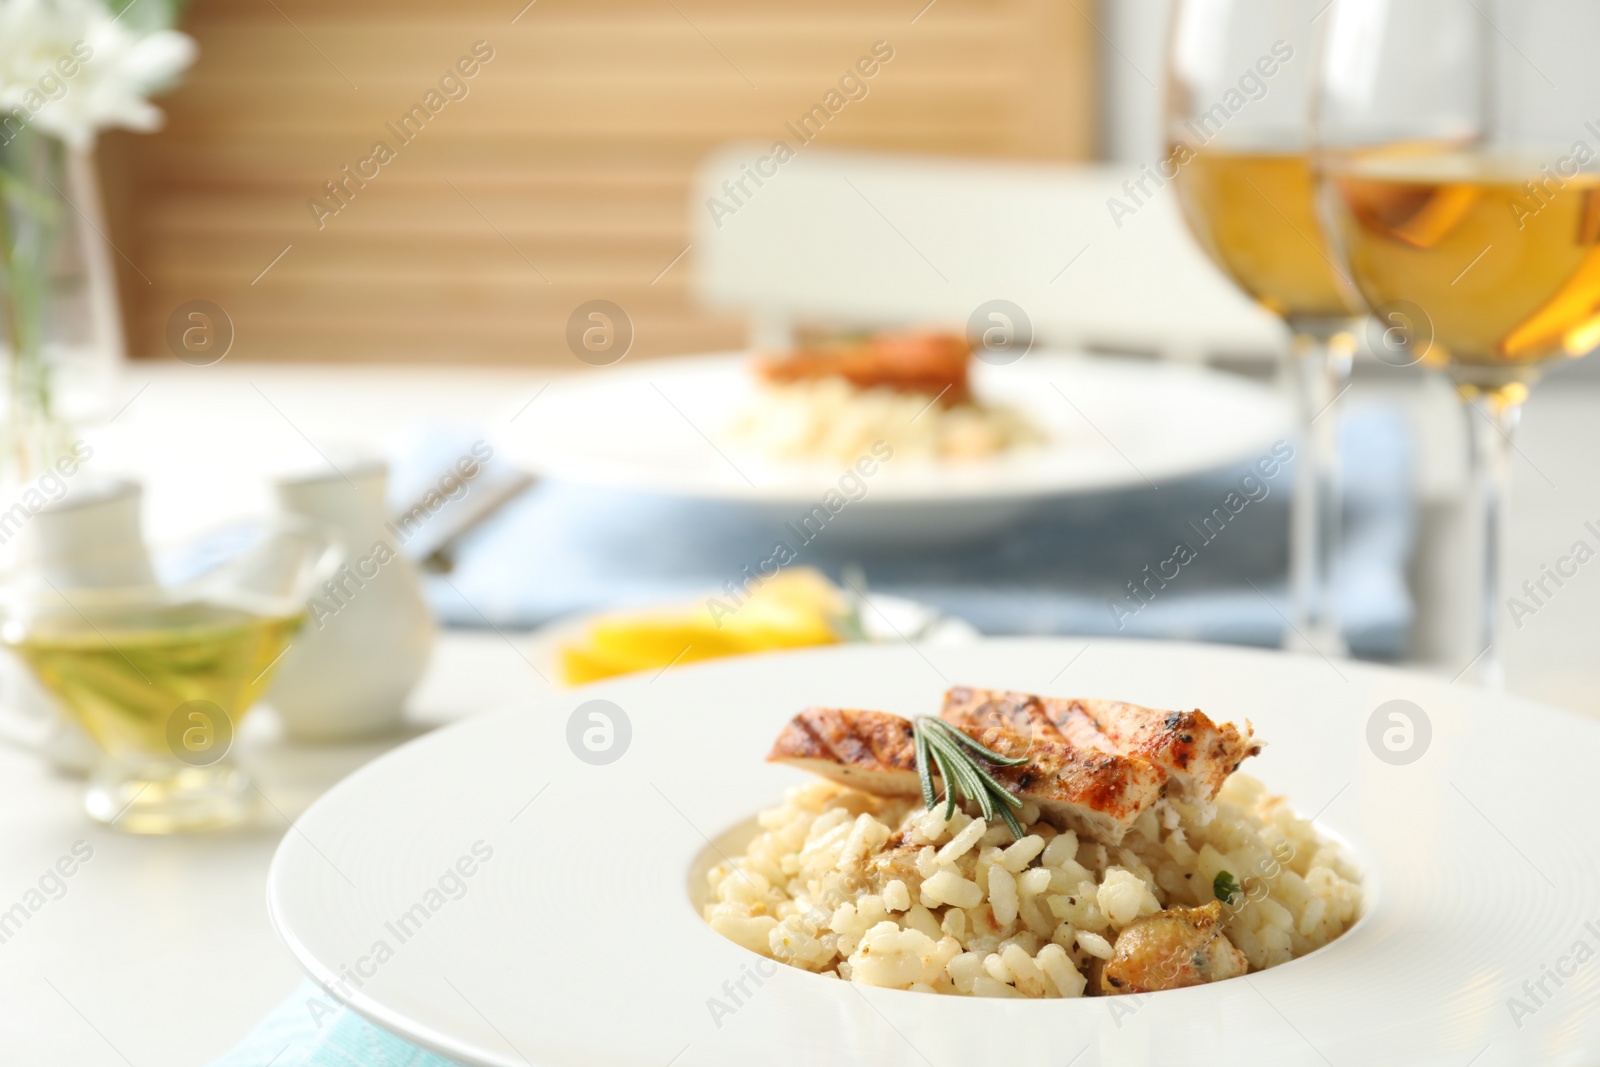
[912,716,1031,839]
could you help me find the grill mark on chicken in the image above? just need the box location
[767,706,920,791]
[767,706,1167,845]
[940,688,1258,806]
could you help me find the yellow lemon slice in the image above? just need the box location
[557,568,848,684]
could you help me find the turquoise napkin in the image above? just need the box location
[209,981,463,1067]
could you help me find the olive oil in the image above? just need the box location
[5,602,303,761]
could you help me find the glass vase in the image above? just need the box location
[0,129,126,487]
[0,130,129,774]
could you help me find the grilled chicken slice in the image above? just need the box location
[756,331,972,406]
[940,688,1259,808]
[1098,901,1249,995]
[766,707,1167,845]
[766,706,927,798]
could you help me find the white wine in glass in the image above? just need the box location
[1177,151,1359,324]
[1327,154,1600,379]
[1167,2,1364,654]
[1315,0,1600,686]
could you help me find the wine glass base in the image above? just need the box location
[86,760,259,834]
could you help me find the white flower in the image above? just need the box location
[0,0,195,149]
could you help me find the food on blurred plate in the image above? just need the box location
[557,568,851,684]
[759,330,974,402]
[729,330,1043,462]
[703,688,1362,998]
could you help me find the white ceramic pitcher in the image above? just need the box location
[0,477,156,772]
[268,455,435,742]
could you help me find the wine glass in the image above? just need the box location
[1312,0,1600,687]
[1166,0,1365,656]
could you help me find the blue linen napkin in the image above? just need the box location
[406,399,1415,659]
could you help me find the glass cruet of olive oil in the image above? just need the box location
[0,520,338,833]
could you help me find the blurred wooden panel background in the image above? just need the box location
[99,0,1099,364]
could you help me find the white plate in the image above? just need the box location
[268,640,1600,1066]
[502,354,1292,543]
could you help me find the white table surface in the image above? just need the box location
[0,631,551,1067]
[1,360,1597,1066]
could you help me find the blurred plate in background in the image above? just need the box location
[501,352,1293,545]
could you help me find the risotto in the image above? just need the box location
[703,773,1362,997]
[726,378,1044,464]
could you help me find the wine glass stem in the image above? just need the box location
[1464,389,1521,690]
[1287,328,1354,655]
